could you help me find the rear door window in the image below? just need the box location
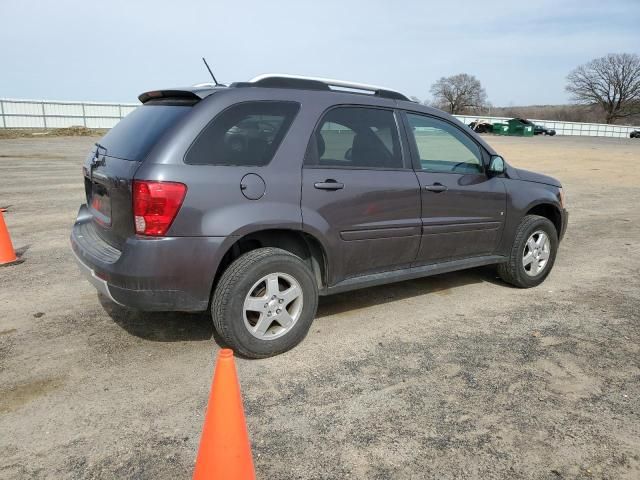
[186,101,299,166]
[100,104,192,161]
[306,107,403,169]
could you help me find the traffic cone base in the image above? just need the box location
[0,259,22,267]
[193,349,256,480]
[0,210,19,266]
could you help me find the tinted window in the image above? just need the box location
[186,101,299,166]
[406,113,483,174]
[307,107,403,169]
[100,104,192,161]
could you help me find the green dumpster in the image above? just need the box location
[492,123,509,135]
[507,118,535,137]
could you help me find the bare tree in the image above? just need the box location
[566,53,640,124]
[430,73,487,114]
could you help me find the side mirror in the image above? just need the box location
[488,155,506,175]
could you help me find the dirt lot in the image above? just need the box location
[1,135,639,479]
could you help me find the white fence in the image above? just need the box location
[0,98,137,129]
[1,97,638,138]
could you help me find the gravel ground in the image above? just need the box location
[0,135,639,479]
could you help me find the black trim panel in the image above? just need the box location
[340,226,421,241]
[422,221,501,234]
[322,254,506,295]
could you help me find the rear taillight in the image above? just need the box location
[132,180,187,236]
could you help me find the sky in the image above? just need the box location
[1,0,639,106]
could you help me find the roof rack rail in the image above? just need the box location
[245,74,410,101]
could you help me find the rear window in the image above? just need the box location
[100,104,192,161]
[185,101,299,166]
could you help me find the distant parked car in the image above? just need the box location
[468,120,494,133]
[534,124,556,136]
[513,118,556,136]
[631,130,640,138]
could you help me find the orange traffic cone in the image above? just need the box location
[0,210,18,265]
[193,349,256,480]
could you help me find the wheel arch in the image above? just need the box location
[211,228,328,300]
[526,202,562,238]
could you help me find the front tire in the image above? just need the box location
[211,247,318,358]
[498,215,558,288]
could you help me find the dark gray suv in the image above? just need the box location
[71,74,568,358]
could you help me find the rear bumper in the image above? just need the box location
[71,246,123,306]
[71,205,230,312]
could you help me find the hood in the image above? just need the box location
[512,168,562,187]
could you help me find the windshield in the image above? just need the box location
[99,104,192,161]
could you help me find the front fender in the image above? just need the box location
[499,179,563,254]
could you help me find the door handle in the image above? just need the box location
[314,179,344,190]
[425,183,447,193]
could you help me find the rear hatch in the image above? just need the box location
[83,99,195,249]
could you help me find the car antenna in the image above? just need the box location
[202,57,221,86]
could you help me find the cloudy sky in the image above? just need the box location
[1,0,638,106]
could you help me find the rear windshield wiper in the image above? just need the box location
[91,143,108,167]
[95,142,108,155]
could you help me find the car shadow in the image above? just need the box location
[98,266,506,343]
[98,294,216,343]
[316,266,505,318]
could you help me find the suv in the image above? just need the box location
[71,74,568,358]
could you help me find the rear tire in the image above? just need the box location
[211,247,318,358]
[498,215,558,288]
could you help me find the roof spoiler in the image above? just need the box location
[138,89,202,104]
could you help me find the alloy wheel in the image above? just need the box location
[243,272,304,340]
